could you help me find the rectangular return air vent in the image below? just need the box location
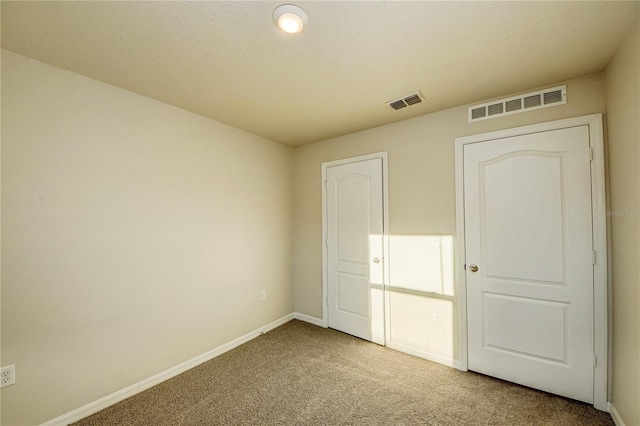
[468,85,566,122]
[386,91,425,111]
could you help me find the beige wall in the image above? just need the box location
[2,24,636,423]
[605,21,640,426]
[0,51,294,425]
[293,74,606,364]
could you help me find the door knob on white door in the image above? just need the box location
[372,257,381,264]
[469,264,479,272]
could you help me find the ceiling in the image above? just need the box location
[2,1,638,147]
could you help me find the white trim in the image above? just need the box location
[321,152,390,337]
[454,140,469,371]
[387,343,461,369]
[293,312,325,327]
[608,402,626,426]
[382,158,391,345]
[41,314,294,426]
[454,113,608,410]
[589,115,609,411]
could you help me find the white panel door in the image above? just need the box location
[464,126,594,403]
[326,158,384,344]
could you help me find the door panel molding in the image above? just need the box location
[455,114,608,410]
[321,152,389,338]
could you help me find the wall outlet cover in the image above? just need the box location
[1,365,15,388]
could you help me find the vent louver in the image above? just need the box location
[389,100,408,110]
[471,107,486,120]
[468,85,566,122]
[505,99,522,112]
[544,89,563,104]
[386,91,425,111]
[488,103,504,116]
[524,94,541,108]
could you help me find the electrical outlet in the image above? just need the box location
[260,290,267,302]
[433,310,442,321]
[1,365,15,388]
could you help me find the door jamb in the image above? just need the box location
[454,114,608,411]
[321,152,390,338]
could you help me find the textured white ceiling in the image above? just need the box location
[2,1,638,146]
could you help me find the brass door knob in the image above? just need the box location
[469,264,479,272]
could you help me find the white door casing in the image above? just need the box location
[322,153,388,345]
[465,126,593,402]
[455,114,608,410]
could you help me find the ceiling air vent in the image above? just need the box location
[468,85,566,123]
[389,99,408,110]
[386,91,425,111]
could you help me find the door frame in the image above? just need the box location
[321,152,390,336]
[454,114,608,410]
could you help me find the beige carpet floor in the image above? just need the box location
[74,320,614,425]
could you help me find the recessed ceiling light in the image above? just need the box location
[273,4,309,34]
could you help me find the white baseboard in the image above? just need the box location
[608,402,626,426]
[41,313,295,426]
[293,312,325,327]
[387,342,460,370]
[291,314,461,370]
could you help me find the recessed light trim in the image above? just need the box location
[273,4,309,34]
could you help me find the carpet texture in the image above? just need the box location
[74,320,614,425]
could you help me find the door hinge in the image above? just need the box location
[593,354,597,368]
[326,297,329,306]
[592,250,597,265]
[324,180,327,189]
[325,237,328,247]
[589,148,593,162]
